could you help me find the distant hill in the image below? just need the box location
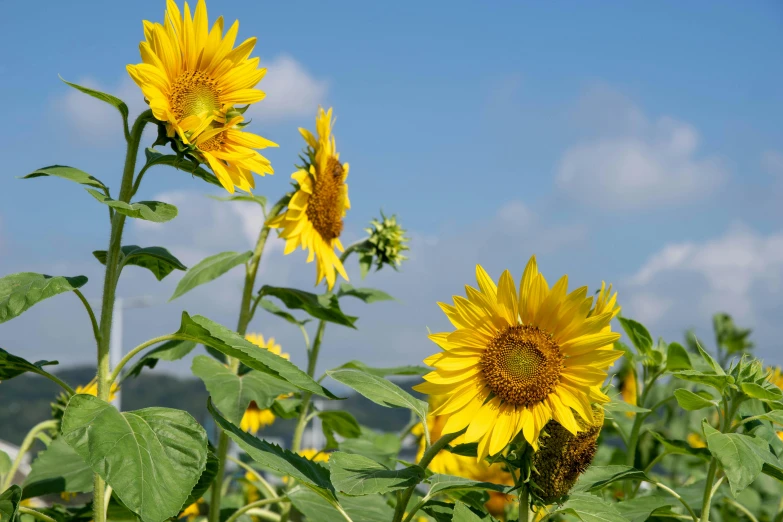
[0,366,420,446]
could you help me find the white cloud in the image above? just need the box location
[556,88,727,209]
[249,55,329,124]
[624,224,783,358]
[58,76,148,142]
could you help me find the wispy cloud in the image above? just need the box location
[249,55,329,124]
[557,86,727,210]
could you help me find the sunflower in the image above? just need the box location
[75,378,119,402]
[414,256,622,460]
[240,334,289,433]
[127,0,276,193]
[414,395,514,519]
[179,498,206,521]
[767,367,783,440]
[268,107,350,290]
[298,448,330,463]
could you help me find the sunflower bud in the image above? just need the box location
[358,211,410,277]
[531,406,604,503]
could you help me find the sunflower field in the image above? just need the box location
[1,2,782,522]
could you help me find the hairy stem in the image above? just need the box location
[392,430,466,522]
[223,497,289,522]
[108,334,184,384]
[519,485,530,522]
[92,109,152,522]
[74,289,101,349]
[1,420,58,491]
[208,197,287,522]
[18,507,58,522]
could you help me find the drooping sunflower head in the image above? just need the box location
[299,448,330,463]
[179,498,206,522]
[531,406,604,503]
[414,256,622,460]
[268,107,350,291]
[127,0,277,193]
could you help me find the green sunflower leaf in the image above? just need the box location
[208,399,335,499]
[559,492,630,522]
[170,251,252,301]
[93,245,187,281]
[331,360,430,377]
[60,78,129,136]
[336,284,394,304]
[741,382,783,402]
[328,452,423,496]
[209,193,267,207]
[257,298,309,327]
[287,487,393,522]
[614,494,673,522]
[617,317,653,355]
[0,272,87,325]
[122,339,197,381]
[318,411,361,450]
[21,165,108,191]
[0,347,62,390]
[259,286,358,328]
[451,502,488,522]
[572,465,649,493]
[425,474,509,496]
[142,151,222,188]
[666,342,692,371]
[61,395,208,522]
[338,426,401,468]
[191,355,297,425]
[703,421,765,495]
[326,368,428,424]
[178,313,338,399]
[86,189,178,223]
[22,438,92,499]
[183,446,219,507]
[673,389,717,411]
[0,485,21,522]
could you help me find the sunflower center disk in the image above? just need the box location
[306,157,345,241]
[480,325,564,407]
[170,71,221,121]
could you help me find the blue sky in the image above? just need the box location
[0,1,781,374]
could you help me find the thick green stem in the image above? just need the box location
[108,334,184,384]
[209,198,286,522]
[18,507,58,522]
[649,481,698,522]
[74,289,101,349]
[291,321,327,453]
[92,109,152,522]
[700,459,718,522]
[1,420,57,490]
[392,430,465,522]
[223,497,289,522]
[519,485,530,522]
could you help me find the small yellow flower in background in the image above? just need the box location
[75,378,119,402]
[766,367,783,440]
[268,107,350,291]
[687,432,706,449]
[414,256,622,460]
[239,334,290,433]
[298,448,329,463]
[618,368,637,418]
[59,491,78,502]
[127,0,277,193]
[415,395,514,519]
[179,498,206,521]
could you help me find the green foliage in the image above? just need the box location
[259,286,358,328]
[177,313,337,399]
[207,399,335,498]
[673,388,717,411]
[330,360,430,377]
[0,485,21,522]
[170,251,252,301]
[0,272,87,324]
[93,246,186,281]
[0,347,61,386]
[191,355,297,425]
[22,165,108,191]
[326,368,428,425]
[140,149,223,189]
[317,411,361,450]
[328,452,424,495]
[86,189,178,222]
[62,394,208,522]
[425,474,508,497]
[121,339,197,380]
[287,487,394,522]
[60,78,129,135]
[559,493,629,522]
[571,465,649,493]
[336,284,394,304]
[23,438,92,499]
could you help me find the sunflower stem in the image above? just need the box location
[209,196,287,522]
[391,429,465,522]
[18,507,58,522]
[519,484,530,522]
[91,109,152,522]
[1,420,58,491]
